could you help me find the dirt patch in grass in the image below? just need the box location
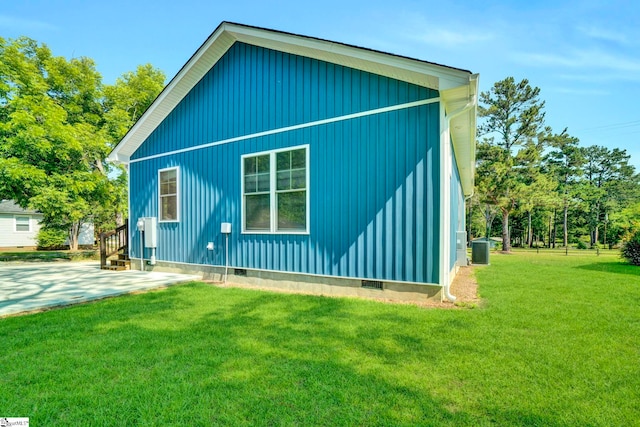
[446,265,481,308]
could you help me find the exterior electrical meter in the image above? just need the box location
[137,217,157,269]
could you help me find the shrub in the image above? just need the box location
[37,228,68,250]
[576,240,588,250]
[621,231,640,266]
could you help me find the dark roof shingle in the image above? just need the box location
[0,200,39,214]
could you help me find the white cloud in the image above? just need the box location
[577,25,631,45]
[557,72,640,83]
[379,9,497,49]
[551,87,610,96]
[410,28,495,48]
[512,48,640,73]
[0,15,58,32]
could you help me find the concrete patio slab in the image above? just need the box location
[0,262,201,317]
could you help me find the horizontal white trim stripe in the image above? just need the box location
[129,97,440,164]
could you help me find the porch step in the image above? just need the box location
[102,258,131,271]
[99,219,130,271]
[102,265,128,271]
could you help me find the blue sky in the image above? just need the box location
[2,0,639,169]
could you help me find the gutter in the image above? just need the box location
[442,85,477,303]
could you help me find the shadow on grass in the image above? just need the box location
[574,259,640,277]
[0,284,591,426]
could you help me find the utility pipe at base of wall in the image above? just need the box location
[444,281,457,303]
[224,233,229,284]
[139,232,144,272]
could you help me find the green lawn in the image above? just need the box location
[1,252,639,425]
[0,250,97,262]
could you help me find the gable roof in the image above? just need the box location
[108,21,477,195]
[0,200,40,215]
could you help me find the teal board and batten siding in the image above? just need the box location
[129,42,442,284]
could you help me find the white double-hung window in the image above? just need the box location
[15,216,30,232]
[159,167,180,222]
[242,145,308,233]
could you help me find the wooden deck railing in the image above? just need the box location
[99,219,128,269]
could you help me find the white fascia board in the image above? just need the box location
[442,74,478,197]
[107,22,475,165]
[109,26,236,163]
[226,23,472,91]
[107,152,131,164]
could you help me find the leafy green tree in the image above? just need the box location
[621,230,640,266]
[0,37,107,249]
[476,77,546,251]
[582,146,638,247]
[511,131,557,247]
[0,37,164,248]
[608,202,640,246]
[544,129,584,247]
[101,64,165,227]
[103,64,165,147]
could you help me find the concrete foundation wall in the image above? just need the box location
[133,259,443,303]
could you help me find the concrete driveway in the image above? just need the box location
[0,262,201,317]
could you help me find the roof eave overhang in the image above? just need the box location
[442,73,478,197]
[107,22,477,167]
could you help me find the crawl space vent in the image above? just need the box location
[361,280,384,290]
[234,268,247,276]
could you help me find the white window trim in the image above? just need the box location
[14,215,31,233]
[158,166,180,223]
[241,144,310,235]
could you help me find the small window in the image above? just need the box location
[242,145,308,234]
[276,149,307,231]
[244,154,271,231]
[15,216,30,232]
[159,167,179,222]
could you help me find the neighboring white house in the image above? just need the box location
[0,199,95,249]
[0,200,44,249]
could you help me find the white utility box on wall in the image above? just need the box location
[141,217,157,247]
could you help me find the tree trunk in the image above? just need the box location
[563,204,568,247]
[68,222,80,251]
[485,204,493,239]
[592,202,600,247]
[502,210,511,252]
[116,211,124,227]
[551,209,556,249]
[527,211,533,248]
[603,212,608,248]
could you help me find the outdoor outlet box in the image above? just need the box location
[141,217,157,248]
[206,242,214,250]
[221,222,232,234]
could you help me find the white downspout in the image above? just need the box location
[442,94,476,303]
